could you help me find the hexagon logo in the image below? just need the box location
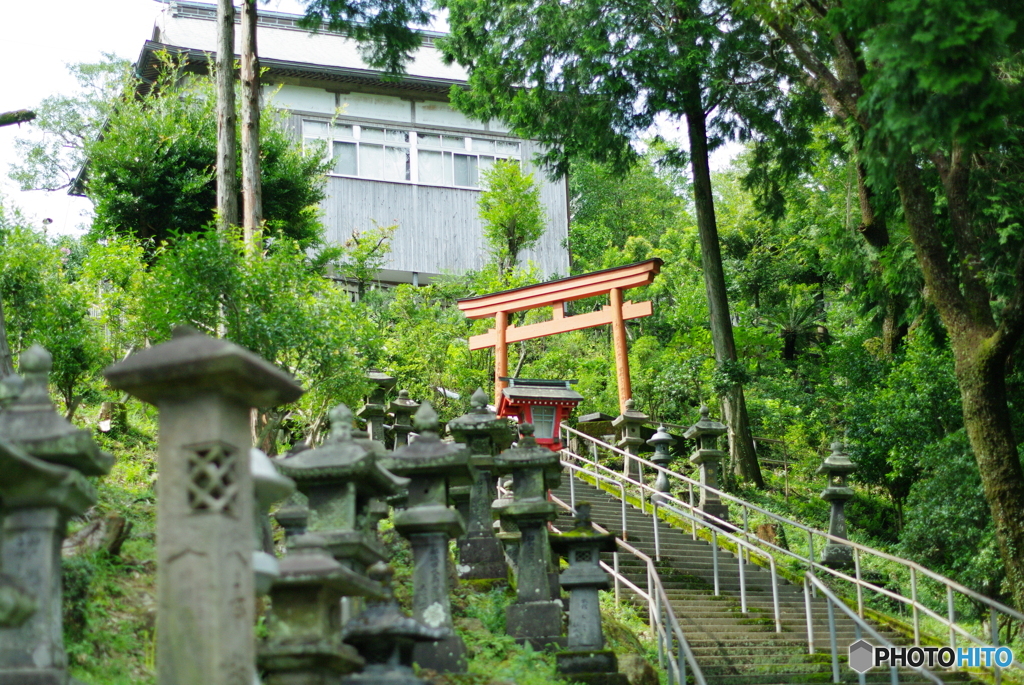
[849,639,874,673]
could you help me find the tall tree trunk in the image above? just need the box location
[216,0,238,231]
[682,74,764,489]
[241,0,263,253]
[0,298,13,379]
[896,159,1024,610]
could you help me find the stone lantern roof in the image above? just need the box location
[382,403,473,486]
[276,405,405,497]
[0,345,113,475]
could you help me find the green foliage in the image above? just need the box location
[478,160,545,282]
[13,56,329,249]
[0,212,102,417]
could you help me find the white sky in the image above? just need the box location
[0,0,736,237]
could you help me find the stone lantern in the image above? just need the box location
[684,406,729,523]
[447,387,513,580]
[0,345,113,685]
[818,441,856,568]
[341,562,447,685]
[647,425,676,504]
[275,404,406,575]
[612,399,649,481]
[493,424,564,647]
[258,533,380,684]
[389,389,419,448]
[549,503,629,685]
[357,369,396,443]
[383,402,473,673]
[104,327,303,685]
[251,448,295,595]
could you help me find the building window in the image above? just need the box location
[303,120,520,189]
[531,406,557,440]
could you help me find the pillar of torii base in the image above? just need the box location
[457,259,663,412]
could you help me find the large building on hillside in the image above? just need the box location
[138,0,570,285]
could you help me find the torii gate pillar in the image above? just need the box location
[457,259,662,412]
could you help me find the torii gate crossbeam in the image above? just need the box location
[457,259,663,411]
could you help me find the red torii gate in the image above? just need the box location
[457,259,663,412]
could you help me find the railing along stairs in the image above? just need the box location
[558,424,1024,684]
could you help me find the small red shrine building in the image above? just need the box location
[498,378,583,451]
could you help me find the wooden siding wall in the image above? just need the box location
[283,113,570,279]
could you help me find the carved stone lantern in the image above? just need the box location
[382,402,473,673]
[275,404,406,575]
[388,389,419,448]
[647,425,676,503]
[0,345,113,685]
[447,387,513,580]
[612,399,649,481]
[493,424,564,647]
[104,327,303,685]
[258,533,380,684]
[251,448,295,595]
[818,441,856,568]
[549,503,629,685]
[684,406,730,523]
[498,378,582,451]
[341,562,447,685]
[357,369,396,444]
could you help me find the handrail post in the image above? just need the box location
[619,483,627,540]
[614,551,621,604]
[946,586,955,655]
[804,575,815,655]
[827,597,839,683]
[648,564,656,633]
[569,473,576,511]
[770,560,781,633]
[855,548,864,618]
[910,567,920,646]
[712,531,720,596]
[653,500,661,562]
[991,605,1001,685]
[738,545,747,614]
[742,508,750,562]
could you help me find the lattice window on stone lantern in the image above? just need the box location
[575,550,592,564]
[185,442,239,514]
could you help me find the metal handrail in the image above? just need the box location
[561,423,1024,678]
[805,572,944,685]
[564,444,785,632]
[550,492,706,685]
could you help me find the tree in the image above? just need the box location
[745,0,1024,608]
[438,0,780,485]
[240,0,263,250]
[216,0,238,230]
[478,160,545,283]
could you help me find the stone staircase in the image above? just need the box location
[551,477,978,685]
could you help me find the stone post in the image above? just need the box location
[818,441,856,568]
[684,406,729,523]
[357,370,396,444]
[104,327,303,685]
[0,345,113,685]
[258,533,377,683]
[388,389,419,448]
[383,403,473,673]
[493,424,564,648]
[251,448,295,595]
[611,399,648,482]
[647,425,676,504]
[550,503,629,685]
[341,563,447,685]
[447,387,512,581]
